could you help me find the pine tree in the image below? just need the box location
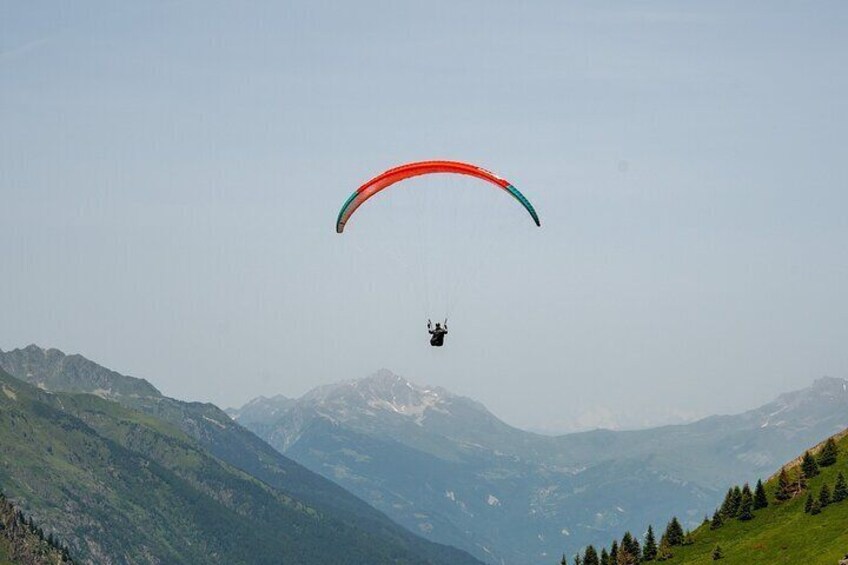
[574,554,583,565]
[561,554,568,565]
[583,546,600,565]
[817,438,839,467]
[712,545,724,560]
[710,509,723,530]
[738,484,754,520]
[664,517,685,546]
[656,535,673,561]
[775,467,792,501]
[819,483,831,508]
[600,548,610,565]
[796,470,808,492]
[643,525,658,561]
[801,450,820,479]
[632,536,642,560]
[719,488,734,516]
[609,541,619,565]
[753,479,768,509]
[620,532,640,564]
[729,485,743,516]
[804,493,814,513]
[833,472,848,503]
[810,499,822,515]
[616,543,637,565]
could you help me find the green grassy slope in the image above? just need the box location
[0,369,478,564]
[662,431,848,564]
[0,347,480,565]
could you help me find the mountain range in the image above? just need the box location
[230,369,848,564]
[3,344,845,564]
[0,346,481,565]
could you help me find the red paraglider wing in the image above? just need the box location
[335,160,540,233]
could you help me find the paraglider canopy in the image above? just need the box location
[336,160,540,233]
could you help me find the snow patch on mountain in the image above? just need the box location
[297,369,454,426]
[366,387,444,424]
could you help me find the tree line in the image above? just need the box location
[560,435,842,564]
[0,487,74,564]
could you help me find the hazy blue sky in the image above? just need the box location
[2,1,847,431]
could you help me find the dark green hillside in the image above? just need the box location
[0,368,479,564]
[0,346,479,565]
[568,430,848,565]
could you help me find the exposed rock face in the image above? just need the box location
[1,492,73,564]
[0,345,160,399]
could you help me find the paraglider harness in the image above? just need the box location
[428,319,448,347]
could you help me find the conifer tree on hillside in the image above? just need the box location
[819,483,831,508]
[810,499,822,515]
[619,532,640,564]
[600,548,610,565]
[833,472,848,503]
[574,554,582,565]
[719,488,734,516]
[656,535,673,561]
[818,437,839,467]
[562,553,568,565]
[801,450,820,479]
[583,545,600,565]
[738,485,754,521]
[643,525,658,561]
[664,517,685,546]
[804,493,814,513]
[753,479,768,509]
[609,541,619,565]
[712,545,724,560]
[729,485,742,516]
[616,541,638,565]
[719,488,732,515]
[710,509,723,530]
[775,467,792,501]
[796,471,808,492]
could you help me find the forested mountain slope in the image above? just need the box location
[0,365,479,565]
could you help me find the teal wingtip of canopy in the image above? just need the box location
[336,191,358,234]
[506,184,541,227]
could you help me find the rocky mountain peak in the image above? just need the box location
[810,376,848,394]
[227,393,294,424]
[0,344,161,399]
[298,370,451,425]
[770,376,848,408]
